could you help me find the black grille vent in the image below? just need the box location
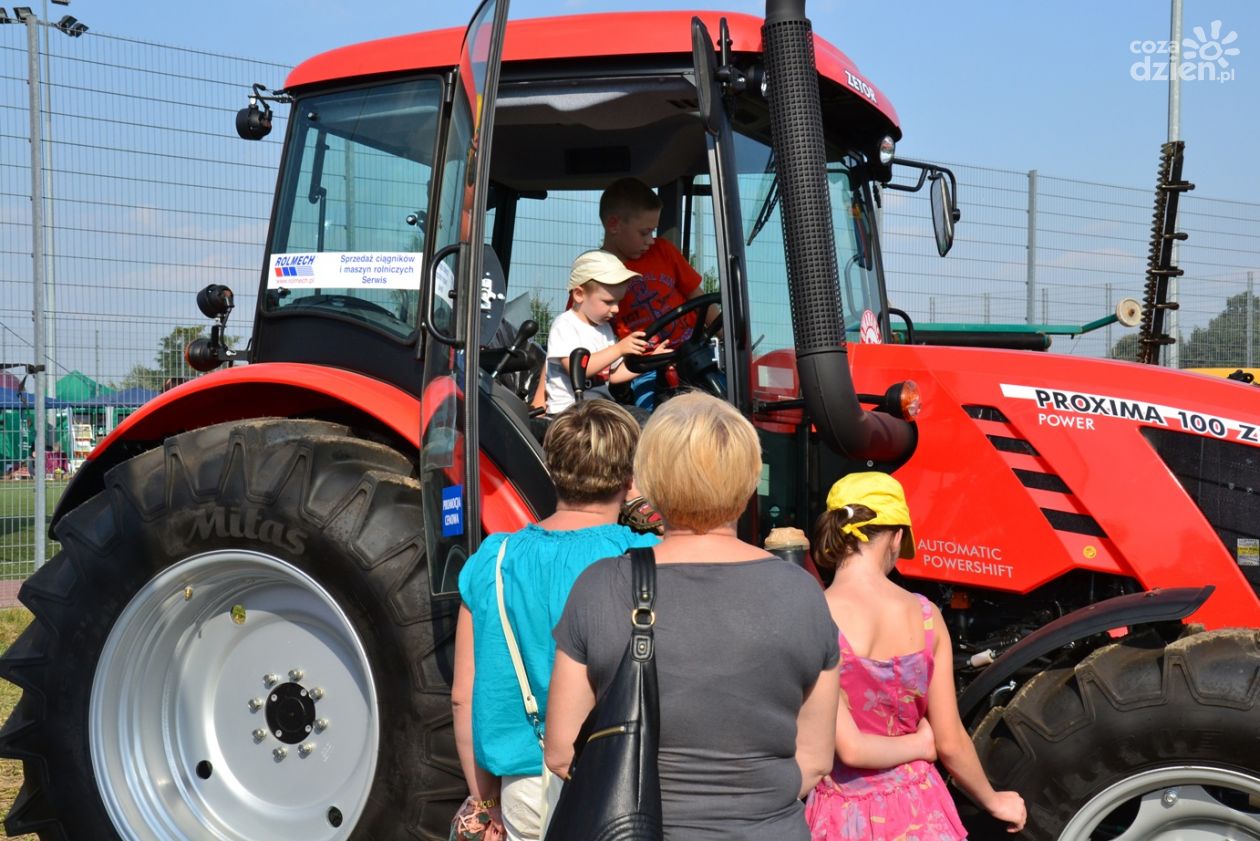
[1014,468,1071,493]
[1041,508,1107,537]
[987,435,1040,456]
[964,404,1010,423]
[1143,428,1260,586]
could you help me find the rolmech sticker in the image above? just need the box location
[268,252,422,290]
[441,485,464,538]
[1000,383,1260,443]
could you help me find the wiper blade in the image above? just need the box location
[746,153,779,246]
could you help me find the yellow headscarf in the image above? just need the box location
[824,471,916,559]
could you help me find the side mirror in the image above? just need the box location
[691,17,722,136]
[885,158,961,258]
[929,173,959,257]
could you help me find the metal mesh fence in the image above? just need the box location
[1,22,1258,578]
[1,22,287,577]
[880,162,1260,363]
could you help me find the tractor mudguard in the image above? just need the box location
[956,584,1214,721]
[53,362,534,534]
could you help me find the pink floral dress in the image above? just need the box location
[805,595,967,841]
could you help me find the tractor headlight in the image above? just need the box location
[878,136,896,166]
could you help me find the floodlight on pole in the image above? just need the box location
[55,13,84,35]
[0,8,11,23]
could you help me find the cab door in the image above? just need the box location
[419,0,510,593]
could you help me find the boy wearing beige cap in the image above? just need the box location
[545,250,669,416]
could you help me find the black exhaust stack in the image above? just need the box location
[762,0,913,461]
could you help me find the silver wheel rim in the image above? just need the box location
[90,550,379,841]
[1058,765,1260,841]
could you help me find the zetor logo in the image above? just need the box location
[187,507,307,555]
[843,70,877,104]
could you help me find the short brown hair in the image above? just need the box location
[599,177,662,223]
[634,392,761,533]
[543,400,640,504]
[812,504,901,571]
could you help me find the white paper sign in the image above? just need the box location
[268,252,423,291]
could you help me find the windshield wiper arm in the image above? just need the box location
[746,153,779,246]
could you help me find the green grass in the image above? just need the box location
[0,483,67,574]
[0,606,35,840]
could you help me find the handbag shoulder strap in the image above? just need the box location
[628,547,656,662]
[495,538,545,745]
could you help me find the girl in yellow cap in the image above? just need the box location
[804,472,1026,840]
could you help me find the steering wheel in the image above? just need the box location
[623,292,724,395]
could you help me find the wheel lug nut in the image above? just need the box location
[248,697,263,712]
[252,728,267,743]
[273,747,288,761]
[310,687,325,701]
[289,668,304,682]
[263,673,280,687]
[315,718,329,733]
[1162,788,1179,806]
[299,742,315,757]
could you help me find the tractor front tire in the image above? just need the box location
[971,627,1260,840]
[0,419,464,840]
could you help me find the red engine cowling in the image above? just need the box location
[843,342,1260,630]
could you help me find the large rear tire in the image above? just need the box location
[971,627,1260,840]
[0,419,464,840]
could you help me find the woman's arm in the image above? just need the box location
[834,698,936,769]
[925,605,1026,832]
[543,649,596,778]
[795,665,840,798]
[452,606,500,802]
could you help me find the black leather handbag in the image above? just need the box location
[544,547,663,841]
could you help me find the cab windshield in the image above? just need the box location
[264,78,444,339]
[736,134,885,357]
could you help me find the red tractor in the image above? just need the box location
[3,2,1258,839]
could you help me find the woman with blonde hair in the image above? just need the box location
[545,391,841,840]
[805,471,1026,839]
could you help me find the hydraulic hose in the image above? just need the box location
[762,0,914,461]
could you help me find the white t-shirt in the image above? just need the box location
[546,309,619,415]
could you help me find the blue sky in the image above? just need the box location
[81,0,1259,203]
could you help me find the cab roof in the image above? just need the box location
[284,10,899,129]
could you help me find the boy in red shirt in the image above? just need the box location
[599,177,718,407]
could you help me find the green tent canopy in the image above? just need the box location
[55,371,103,403]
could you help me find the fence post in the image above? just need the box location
[1104,282,1113,354]
[1027,169,1037,325]
[1248,271,1255,368]
[23,12,49,571]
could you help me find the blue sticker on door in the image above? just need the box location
[441,484,464,537]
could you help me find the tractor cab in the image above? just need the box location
[233,10,935,587]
